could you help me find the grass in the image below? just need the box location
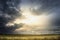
[0,34,60,40]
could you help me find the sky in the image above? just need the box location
[0,0,60,34]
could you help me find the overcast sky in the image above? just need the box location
[0,0,60,34]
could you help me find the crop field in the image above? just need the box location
[0,34,60,40]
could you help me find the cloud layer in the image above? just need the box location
[0,0,60,34]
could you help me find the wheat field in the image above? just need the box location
[0,34,60,40]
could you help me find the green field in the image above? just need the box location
[0,34,60,40]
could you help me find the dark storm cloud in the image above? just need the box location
[0,0,21,34]
[33,0,60,13]
[52,13,60,26]
[24,0,60,16]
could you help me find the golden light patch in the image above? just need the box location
[6,6,51,33]
[13,8,50,27]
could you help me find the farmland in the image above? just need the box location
[0,34,60,40]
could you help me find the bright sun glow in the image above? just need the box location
[14,8,39,25]
[6,7,50,28]
[13,8,50,27]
